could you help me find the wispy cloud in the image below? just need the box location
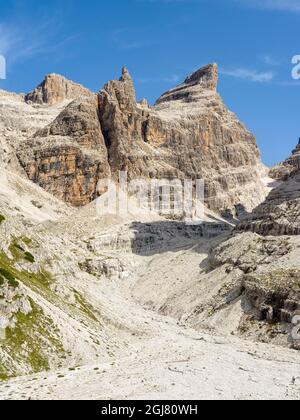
[260,55,280,66]
[118,40,156,50]
[0,24,27,60]
[0,25,14,55]
[0,23,49,64]
[139,0,190,3]
[233,0,300,12]
[137,74,181,84]
[111,27,157,50]
[0,18,74,68]
[162,74,181,83]
[220,67,275,82]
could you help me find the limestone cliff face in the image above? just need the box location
[25,74,92,106]
[0,89,67,175]
[99,65,267,213]
[238,140,300,235]
[17,97,111,206]
[98,67,155,180]
[14,65,267,212]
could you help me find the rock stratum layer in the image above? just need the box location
[2,64,268,213]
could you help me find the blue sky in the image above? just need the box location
[0,0,299,166]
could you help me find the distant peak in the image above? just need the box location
[45,73,65,79]
[100,66,136,109]
[292,138,300,154]
[120,66,133,83]
[184,63,218,91]
[155,63,219,105]
[25,73,92,106]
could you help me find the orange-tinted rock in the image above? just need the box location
[25,74,93,106]
[19,64,268,213]
[17,97,111,206]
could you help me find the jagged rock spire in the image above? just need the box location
[100,66,136,111]
[120,66,132,83]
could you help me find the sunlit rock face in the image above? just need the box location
[17,97,111,206]
[98,64,267,213]
[4,64,267,212]
[25,73,93,106]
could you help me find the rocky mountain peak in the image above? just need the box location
[120,66,132,83]
[270,137,300,180]
[184,63,218,90]
[1,63,268,214]
[25,73,93,106]
[292,137,300,158]
[156,63,219,105]
[100,67,136,111]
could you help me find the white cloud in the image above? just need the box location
[220,67,275,82]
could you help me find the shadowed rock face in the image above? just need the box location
[16,65,267,211]
[242,269,300,324]
[237,140,300,236]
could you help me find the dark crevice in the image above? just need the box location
[102,129,112,151]
[142,120,149,143]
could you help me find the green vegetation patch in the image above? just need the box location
[0,251,53,293]
[0,268,19,288]
[24,252,35,264]
[0,215,5,225]
[21,237,39,249]
[73,289,99,323]
[0,299,66,380]
[9,239,35,264]
[0,275,4,287]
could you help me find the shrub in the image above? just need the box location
[0,268,19,288]
[24,252,35,264]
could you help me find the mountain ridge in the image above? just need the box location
[3,63,269,215]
